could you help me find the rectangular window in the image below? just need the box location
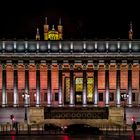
[44,93,47,102]
[99,93,103,101]
[109,92,114,101]
[121,93,125,101]
[132,92,135,101]
[55,92,58,101]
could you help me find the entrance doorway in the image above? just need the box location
[64,77,94,104]
[75,92,82,104]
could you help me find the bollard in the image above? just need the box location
[28,125,31,135]
[118,126,120,136]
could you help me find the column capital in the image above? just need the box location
[25,63,29,70]
[116,63,121,70]
[82,63,87,70]
[105,63,109,70]
[128,63,132,70]
[93,63,98,70]
[13,64,18,70]
[2,64,6,70]
[58,63,63,70]
[70,63,74,70]
[47,63,52,70]
[36,63,40,70]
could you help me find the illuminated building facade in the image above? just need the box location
[0,40,140,108]
[0,21,140,125]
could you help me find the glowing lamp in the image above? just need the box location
[131,116,136,122]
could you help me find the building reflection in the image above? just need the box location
[63,135,69,140]
[99,136,103,140]
[10,131,15,140]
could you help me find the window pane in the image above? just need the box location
[99,93,103,101]
[132,92,135,101]
[55,92,58,101]
[109,92,114,101]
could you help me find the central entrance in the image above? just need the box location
[65,77,94,104]
[75,78,83,104]
[75,92,82,104]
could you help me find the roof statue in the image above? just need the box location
[35,28,40,40]
[128,21,133,40]
[45,17,48,24]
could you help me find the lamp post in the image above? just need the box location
[121,93,129,124]
[22,92,30,121]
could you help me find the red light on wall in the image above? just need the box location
[10,114,14,120]
[131,116,136,122]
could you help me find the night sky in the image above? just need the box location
[0,0,139,40]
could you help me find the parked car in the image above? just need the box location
[44,123,62,132]
[63,124,102,135]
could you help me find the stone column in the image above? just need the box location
[2,64,7,107]
[116,63,121,107]
[94,63,98,106]
[82,63,87,106]
[47,63,52,106]
[70,63,74,106]
[105,63,109,107]
[13,64,18,107]
[58,63,63,106]
[36,63,40,107]
[128,63,132,107]
[25,64,29,106]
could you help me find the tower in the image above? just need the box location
[44,17,49,40]
[57,18,63,40]
[43,17,63,40]
[128,21,133,40]
[35,28,40,40]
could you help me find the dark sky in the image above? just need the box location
[0,0,139,40]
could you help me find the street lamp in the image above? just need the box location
[121,93,129,124]
[22,92,30,121]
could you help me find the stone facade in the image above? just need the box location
[0,40,140,125]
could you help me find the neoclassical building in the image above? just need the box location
[0,39,140,108]
[0,20,140,125]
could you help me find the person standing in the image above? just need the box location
[132,121,137,137]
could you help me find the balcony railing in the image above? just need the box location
[0,40,140,56]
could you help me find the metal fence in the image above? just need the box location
[0,122,132,136]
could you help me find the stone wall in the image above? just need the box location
[44,119,109,127]
[109,107,124,125]
[28,107,44,124]
[0,107,125,126]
